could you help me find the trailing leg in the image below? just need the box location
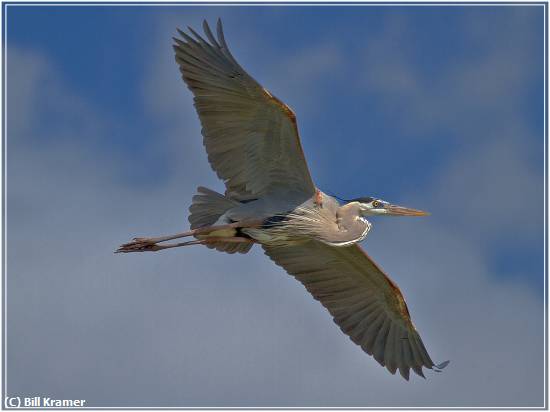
[115,236,255,253]
[120,222,243,247]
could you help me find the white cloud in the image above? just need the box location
[429,134,542,246]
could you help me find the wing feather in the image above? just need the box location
[385,323,398,374]
[263,241,446,379]
[174,19,316,200]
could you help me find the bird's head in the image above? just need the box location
[351,197,430,217]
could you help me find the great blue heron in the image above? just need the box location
[117,19,448,380]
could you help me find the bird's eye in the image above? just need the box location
[372,201,381,208]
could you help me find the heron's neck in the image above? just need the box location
[336,202,371,239]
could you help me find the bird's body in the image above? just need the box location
[117,19,448,380]
[229,191,371,247]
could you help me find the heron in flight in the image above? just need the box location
[117,19,448,380]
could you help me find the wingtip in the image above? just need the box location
[412,366,426,379]
[435,360,450,370]
[399,367,410,381]
[175,27,186,39]
[217,18,224,40]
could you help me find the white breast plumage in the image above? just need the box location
[328,217,372,247]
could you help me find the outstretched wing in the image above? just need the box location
[263,241,448,380]
[173,19,316,201]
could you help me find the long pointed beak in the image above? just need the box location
[386,204,430,216]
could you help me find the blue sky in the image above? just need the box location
[5,4,546,407]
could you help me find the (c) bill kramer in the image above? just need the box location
[22,397,86,407]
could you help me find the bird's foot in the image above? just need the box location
[115,238,163,253]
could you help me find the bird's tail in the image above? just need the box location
[188,187,253,254]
